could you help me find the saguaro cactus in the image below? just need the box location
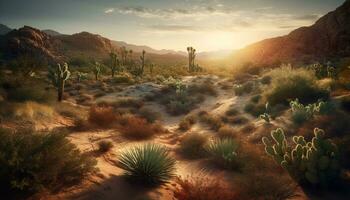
[140,50,146,76]
[262,128,340,187]
[48,63,71,102]
[109,51,120,77]
[149,63,154,75]
[92,62,101,81]
[187,47,196,72]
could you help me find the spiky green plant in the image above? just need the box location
[48,63,71,102]
[259,113,271,123]
[262,128,340,187]
[206,138,239,169]
[92,62,101,81]
[117,143,176,184]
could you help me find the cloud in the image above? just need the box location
[115,6,238,19]
[293,14,320,21]
[104,8,115,14]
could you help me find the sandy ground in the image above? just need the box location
[41,75,307,200]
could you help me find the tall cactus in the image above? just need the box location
[140,50,146,76]
[149,63,154,75]
[262,128,340,187]
[48,63,71,102]
[187,47,196,72]
[109,51,120,77]
[92,62,101,81]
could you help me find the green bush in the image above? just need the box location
[244,103,265,117]
[250,95,261,103]
[263,67,329,105]
[225,107,239,116]
[0,128,97,195]
[180,132,208,158]
[97,140,114,153]
[117,143,176,185]
[206,138,240,169]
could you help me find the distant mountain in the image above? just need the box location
[234,0,350,66]
[111,40,186,56]
[0,26,187,66]
[42,29,62,36]
[0,24,12,35]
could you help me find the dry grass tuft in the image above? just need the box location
[120,115,163,140]
[173,175,237,200]
[88,105,118,128]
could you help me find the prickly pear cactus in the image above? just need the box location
[262,128,340,187]
[48,63,71,102]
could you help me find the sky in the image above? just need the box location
[0,0,346,52]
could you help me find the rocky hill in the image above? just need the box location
[0,24,11,35]
[0,25,187,66]
[234,0,350,66]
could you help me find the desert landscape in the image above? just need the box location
[0,0,350,199]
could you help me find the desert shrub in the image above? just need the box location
[236,172,297,200]
[217,125,237,138]
[11,101,55,120]
[117,143,176,185]
[5,84,56,104]
[262,128,340,187]
[250,95,261,103]
[173,175,237,200]
[97,140,114,153]
[120,116,162,140]
[137,107,160,123]
[260,75,271,84]
[240,123,256,134]
[199,113,223,131]
[223,115,249,125]
[88,105,117,128]
[234,81,255,96]
[263,66,329,105]
[187,82,217,96]
[206,138,241,169]
[244,102,265,117]
[113,74,134,84]
[0,128,97,195]
[225,107,239,116]
[116,98,144,109]
[156,81,205,115]
[179,132,208,158]
[178,115,197,131]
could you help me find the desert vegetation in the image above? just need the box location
[0,1,350,199]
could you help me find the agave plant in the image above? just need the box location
[117,143,176,185]
[206,138,240,169]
